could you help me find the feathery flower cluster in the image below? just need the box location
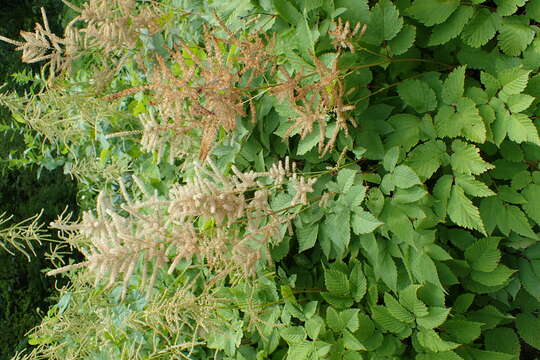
[48,158,316,298]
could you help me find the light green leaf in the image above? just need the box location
[400,285,429,317]
[383,146,400,172]
[297,223,319,253]
[429,5,474,46]
[372,305,408,334]
[393,165,421,189]
[461,8,500,47]
[448,184,487,234]
[464,237,501,272]
[417,329,460,352]
[406,140,446,180]
[499,67,531,95]
[305,315,325,340]
[397,79,437,113]
[528,0,540,21]
[442,66,467,105]
[416,307,450,329]
[435,98,486,143]
[471,264,515,286]
[273,0,301,25]
[455,174,496,197]
[326,307,344,332]
[350,262,367,302]
[507,94,535,113]
[495,0,527,17]
[507,114,540,145]
[388,24,416,55]
[367,0,403,42]
[522,184,540,225]
[324,268,350,296]
[384,293,415,323]
[442,319,483,344]
[506,205,537,239]
[351,209,383,234]
[450,140,494,175]
[280,326,307,344]
[342,329,366,351]
[498,16,535,56]
[337,168,357,193]
[406,0,459,26]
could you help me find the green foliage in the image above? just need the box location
[1,0,540,359]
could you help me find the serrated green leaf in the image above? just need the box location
[417,329,460,352]
[522,184,540,225]
[326,306,344,332]
[471,264,515,286]
[335,0,370,23]
[280,326,307,344]
[461,8,500,47]
[337,168,357,193]
[498,185,526,204]
[481,72,501,98]
[388,24,416,56]
[448,184,487,234]
[466,349,514,360]
[498,16,535,56]
[406,140,445,180]
[306,315,325,340]
[383,146,400,172]
[397,79,437,113]
[273,0,301,25]
[455,174,495,197]
[507,114,540,145]
[416,307,450,329]
[495,0,527,17]
[364,0,403,43]
[519,258,540,299]
[350,262,367,302]
[384,293,415,323]
[400,285,429,317]
[342,329,366,351]
[297,223,319,252]
[499,67,531,95]
[393,164,421,189]
[451,140,493,175]
[507,93,535,113]
[506,205,537,239]
[484,327,521,355]
[324,268,350,296]
[516,313,540,350]
[429,6,474,46]
[435,98,486,143]
[351,209,383,234]
[441,319,483,344]
[528,0,540,21]
[465,237,501,272]
[406,0,459,26]
[372,305,408,334]
[442,66,467,105]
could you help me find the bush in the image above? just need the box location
[1,0,540,359]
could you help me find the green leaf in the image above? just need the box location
[372,305,408,334]
[326,306,344,332]
[305,315,325,340]
[471,264,515,286]
[350,262,367,302]
[384,293,415,323]
[406,140,446,180]
[416,307,450,329]
[351,209,383,235]
[388,24,416,56]
[273,0,302,25]
[365,0,403,43]
[519,258,540,299]
[450,140,494,175]
[417,329,460,352]
[335,0,370,24]
[495,0,527,16]
[442,66,466,105]
[400,285,429,317]
[342,329,366,351]
[383,146,400,172]
[455,174,496,197]
[466,349,514,360]
[435,98,486,143]
[297,124,320,155]
[516,313,540,350]
[324,268,350,296]
[507,114,540,146]
[280,326,307,344]
[527,0,540,21]
[448,184,487,234]
[442,319,483,344]
[393,165,421,189]
[337,168,357,193]
[522,184,540,225]
[499,67,531,95]
[461,8,500,47]
[506,94,535,113]
[428,6,474,46]
[506,205,537,239]
[397,79,437,113]
[406,0,459,26]
[297,223,319,252]
[464,237,501,272]
[498,16,535,56]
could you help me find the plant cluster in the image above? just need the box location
[1,0,540,360]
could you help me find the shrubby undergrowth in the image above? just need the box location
[1,0,540,359]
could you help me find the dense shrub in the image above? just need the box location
[1,0,539,359]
